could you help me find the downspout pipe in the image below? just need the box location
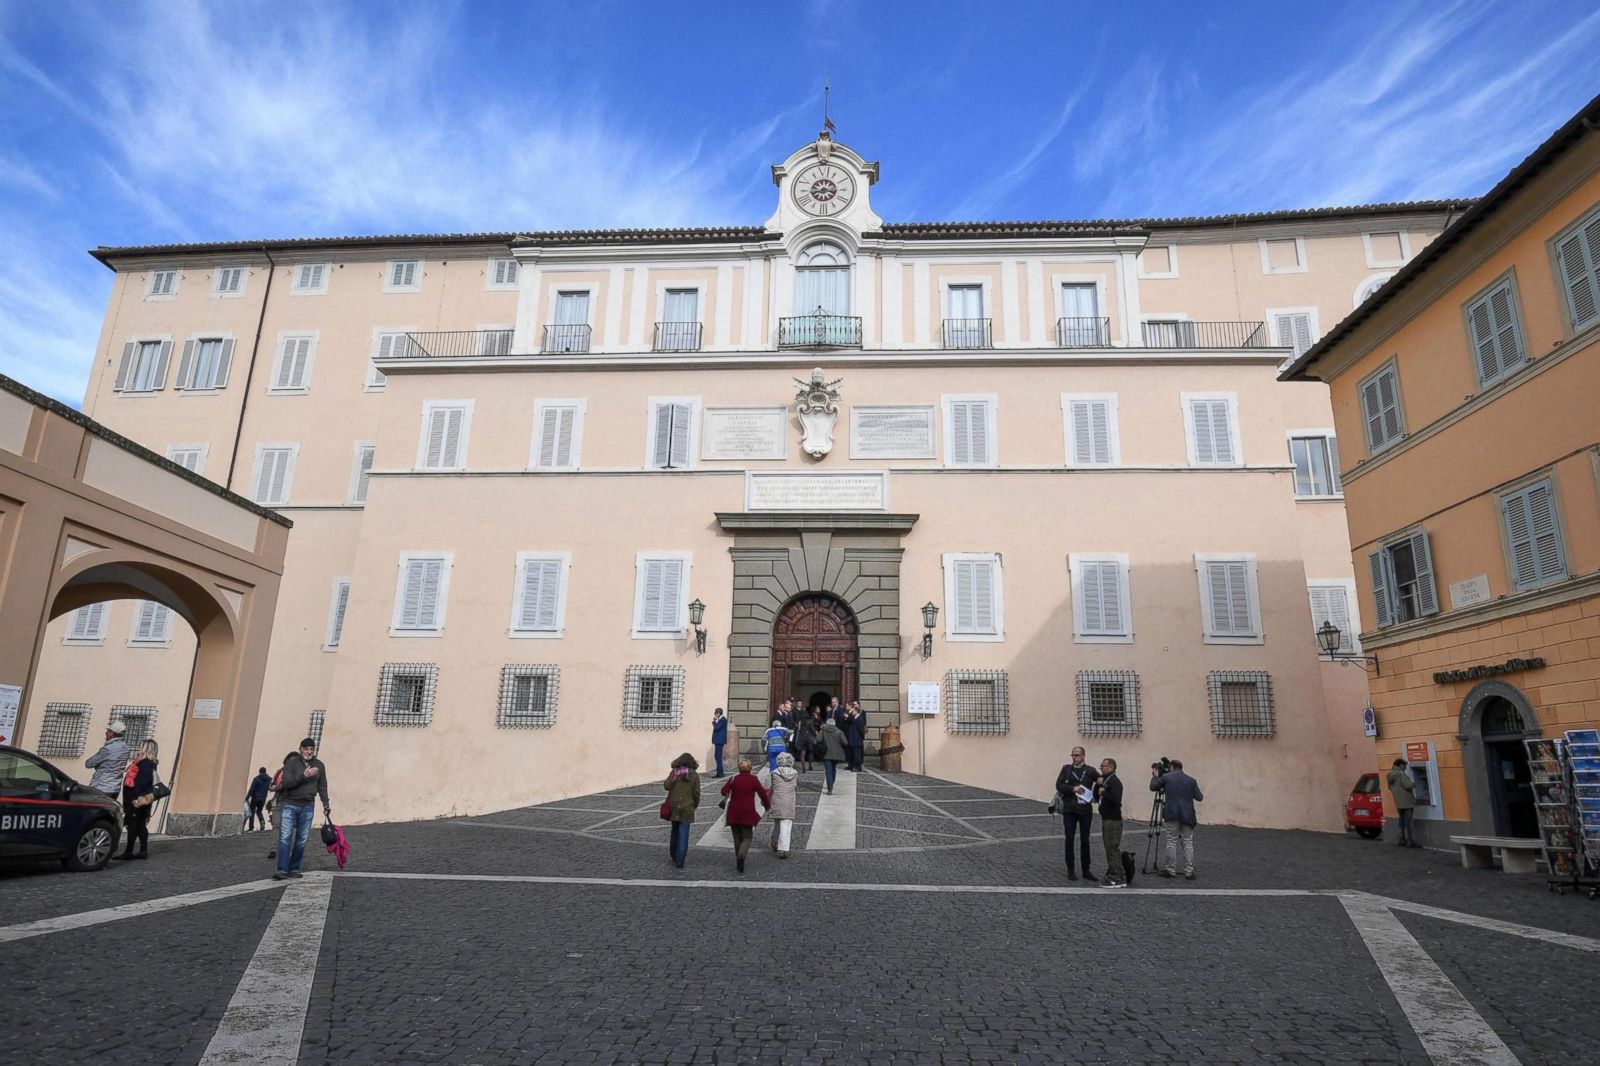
[225,246,276,491]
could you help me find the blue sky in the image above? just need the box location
[2,0,1597,403]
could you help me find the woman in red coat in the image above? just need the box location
[719,758,771,873]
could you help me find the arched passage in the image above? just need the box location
[1456,680,1543,837]
[771,594,859,713]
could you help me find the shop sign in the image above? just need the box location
[1432,656,1545,685]
[1405,741,1430,763]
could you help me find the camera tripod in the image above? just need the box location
[1142,790,1166,874]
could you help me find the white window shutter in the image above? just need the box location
[354,445,375,502]
[328,581,350,647]
[1368,550,1393,629]
[639,558,683,630]
[215,339,235,388]
[400,559,444,629]
[953,559,995,632]
[152,341,172,389]
[1377,370,1402,443]
[1308,586,1352,652]
[1406,530,1439,616]
[175,340,196,389]
[536,407,577,468]
[114,342,136,391]
[1326,436,1343,493]
[951,403,972,464]
[1080,561,1105,632]
[650,405,674,467]
[1556,226,1599,329]
[424,408,464,469]
[1206,561,1252,635]
[1095,561,1123,633]
[668,403,692,467]
[71,603,105,639]
[267,450,290,504]
[1069,400,1110,464]
[1190,400,1216,463]
[518,559,562,630]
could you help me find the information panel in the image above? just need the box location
[851,406,936,459]
[907,682,941,716]
[702,406,787,460]
[745,471,889,512]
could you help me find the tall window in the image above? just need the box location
[1271,312,1315,358]
[647,399,697,470]
[385,259,420,292]
[167,445,207,473]
[1500,479,1567,591]
[1058,283,1102,345]
[324,579,351,650]
[943,395,996,467]
[1307,583,1356,653]
[943,552,1003,640]
[1196,554,1261,643]
[113,340,172,393]
[292,263,328,294]
[213,266,244,296]
[512,553,569,636]
[1069,554,1131,642]
[270,334,315,392]
[130,601,173,645]
[1359,360,1405,453]
[1183,394,1240,466]
[794,242,851,315]
[632,553,689,636]
[176,336,234,390]
[1465,278,1526,386]
[1369,530,1438,628]
[147,270,178,298]
[658,289,701,351]
[1062,394,1118,466]
[1553,207,1600,333]
[1288,434,1342,498]
[418,402,472,471]
[531,401,583,470]
[391,554,451,635]
[549,291,591,352]
[945,285,986,348]
[349,443,376,504]
[250,444,297,505]
[489,258,519,289]
[66,604,106,644]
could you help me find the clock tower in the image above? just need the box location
[766,131,882,236]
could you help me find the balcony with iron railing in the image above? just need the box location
[542,323,592,353]
[778,309,862,349]
[653,321,703,352]
[1056,317,1111,348]
[942,318,992,349]
[404,330,513,358]
[1141,320,1267,349]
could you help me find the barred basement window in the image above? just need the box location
[622,665,684,730]
[39,702,91,757]
[374,663,438,726]
[1075,671,1141,737]
[307,710,326,750]
[112,705,158,749]
[498,665,560,728]
[944,669,1009,735]
[1207,671,1274,738]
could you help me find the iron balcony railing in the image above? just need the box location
[942,318,992,349]
[1141,320,1267,349]
[404,330,513,358]
[778,310,862,349]
[1056,317,1112,348]
[542,323,592,353]
[653,321,703,352]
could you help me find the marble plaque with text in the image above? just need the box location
[745,472,889,512]
[851,406,936,459]
[702,406,787,460]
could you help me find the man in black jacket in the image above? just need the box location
[273,737,331,881]
[1096,758,1125,888]
[1055,746,1100,881]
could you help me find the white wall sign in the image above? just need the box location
[851,406,936,459]
[192,698,223,720]
[1449,574,1491,610]
[746,471,889,512]
[907,682,940,716]
[702,406,787,460]
[0,684,21,745]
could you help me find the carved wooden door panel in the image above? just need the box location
[771,595,859,703]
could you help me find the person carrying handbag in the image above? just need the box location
[116,739,162,861]
[662,752,701,869]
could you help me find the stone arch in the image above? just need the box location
[1455,679,1543,834]
[772,593,860,712]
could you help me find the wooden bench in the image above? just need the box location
[1449,835,1543,874]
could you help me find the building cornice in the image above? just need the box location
[716,512,919,534]
[1360,570,1600,651]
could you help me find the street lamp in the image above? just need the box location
[1316,620,1380,674]
[688,598,707,655]
[920,601,939,659]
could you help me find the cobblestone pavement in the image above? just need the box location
[4,769,1598,1064]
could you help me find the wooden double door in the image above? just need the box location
[771,595,858,713]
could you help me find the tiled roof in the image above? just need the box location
[89,199,1474,265]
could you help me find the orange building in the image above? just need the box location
[1286,92,1600,847]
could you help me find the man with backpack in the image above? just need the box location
[272,737,331,881]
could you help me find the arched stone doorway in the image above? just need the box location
[1456,680,1542,837]
[772,595,858,714]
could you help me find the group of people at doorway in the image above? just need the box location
[749,698,867,791]
[1052,746,1204,887]
[664,751,800,871]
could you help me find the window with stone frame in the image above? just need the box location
[498,664,560,728]
[1206,671,1275,738]
[944,669,1009,735]
[621,665,684,729]
[373,663,438,726]
[38,702,91,757]
[1075,671,1141,737]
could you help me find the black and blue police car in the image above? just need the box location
[1,744,123,872]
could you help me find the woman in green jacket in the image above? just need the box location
[664,752,702,868]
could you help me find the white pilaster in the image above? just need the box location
[713,263,733,349]
[742,258,765,348]
[1026,259,1046,347]
[628,265,649,351]
[880,254,901,348]
[1118,251,1141,345]
[912,260,930,346]
[603,265,626,350]
[513,266,542,354]
[856,253,877,348]
[1001,260,1021,346]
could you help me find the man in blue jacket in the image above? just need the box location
[763,716,791,773]
[1150,759,1203,880]
[711,708,729,778]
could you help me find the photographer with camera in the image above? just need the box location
[1150,758,1203,880]
[1054,746,1099,881]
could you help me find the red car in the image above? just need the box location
[1343,772,1384,839]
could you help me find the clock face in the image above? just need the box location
[792,163,857,217]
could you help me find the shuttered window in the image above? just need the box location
[944,553,1002,639]
[1288,434,1342,497]
[1272,312,1315,357]
[418,402,472,471]
[1197,555,1260,642]
[647,400,696,469]
[213,266,244,295]
[250,445,297,505]
[1184,394,1239,466]
[113,340,172,393]
[943,396,996,467]
[1464,279,1526,386]
[1307,583,1356,653]
[66,603,106,643]
[167,445,207,473]
[1070,554,1131,641]
[292,263,328,293]
[130,601,172,644]
[532,401,584,470]
[349,443,376,503]
[1062,394,1117,466]
[512,554,568,635]
[1359,360,1405,453]
[1500,479,1566,592]
[324,579,351,649]
[489,258,519,288]
[269,334,315,392]
[392,554,451,634]
[175,336,235,390]
[386,260,420,291]
[1554,208,1600,332]
[147,270,177,298]
[1368,529,1438,628]
[632,554,689,635]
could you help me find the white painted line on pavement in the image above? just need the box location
[1378,896,1600,953]
[0,879,283,944]
[867,769,994,840]
[807,764,857,850]
[199,877,333,1066]
[1339,894,1521,1066]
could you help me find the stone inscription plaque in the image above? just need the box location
[746,472,889,512]
[851,406,936,459]
[1448,574,1490,611]
[703,406,787,460]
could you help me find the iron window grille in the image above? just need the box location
[498,665,560,728]
[374,663,438,726]
[1206,671,1275,738]
[39,702,91,757]
[1075,671,1141,737]
[621,665,684,730]
[944,670,1010,735]
[111,705,158,750]
[308,710,326,750]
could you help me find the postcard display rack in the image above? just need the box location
[1526,728,1600,898]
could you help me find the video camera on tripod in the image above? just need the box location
[1143,755,1175,873]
